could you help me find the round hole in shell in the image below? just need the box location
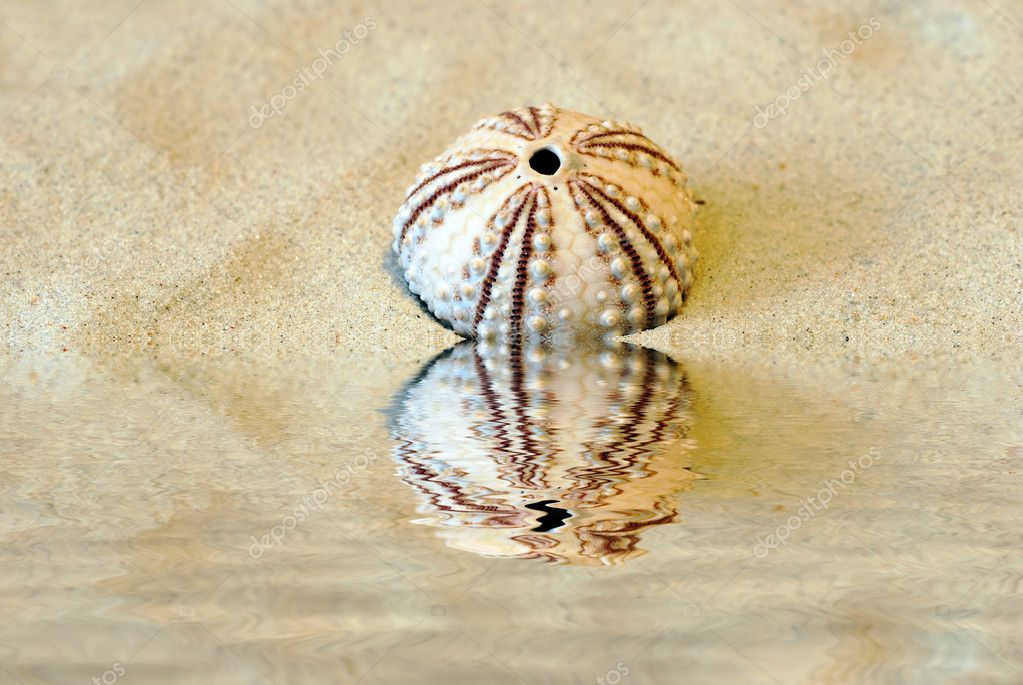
[529,147,561,175]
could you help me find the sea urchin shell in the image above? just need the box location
[393,104,698,342]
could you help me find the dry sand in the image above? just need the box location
[1,0,1020,365]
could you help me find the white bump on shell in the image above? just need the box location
[527,316,548,333]
[610,258,628,280]
[529,259,552,281]
[599,309,621,328]
[620,283,640,304]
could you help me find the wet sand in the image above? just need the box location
[2,346,1021,684]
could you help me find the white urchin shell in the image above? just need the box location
[393,104,699,342]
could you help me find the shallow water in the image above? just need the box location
[1,345,1020,684]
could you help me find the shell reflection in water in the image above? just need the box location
[390,342,698,565]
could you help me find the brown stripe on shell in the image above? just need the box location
[501,109,537,138]
[472,185,535,331]
[567,181,603,238]
[577,142,681,171]
[398,162,513,245]
[571,180,657,328]
[509,191,540,341]
[404,150,516,200]
[475,112,535,141]
[581,176,683,294]
[571,129,682,171]
[572,127,652,146]
[526,106,542,138]
[534,106,556,138]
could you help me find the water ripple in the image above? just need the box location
[389,342,699,565]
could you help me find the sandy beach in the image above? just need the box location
[2,0,1019,364]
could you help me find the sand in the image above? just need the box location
[2,5,1023,682]
[1,0,1020,364]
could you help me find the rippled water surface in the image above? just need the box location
[1,345,1020,684]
